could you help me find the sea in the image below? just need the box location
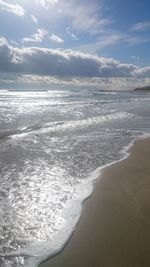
[0,87,150,267]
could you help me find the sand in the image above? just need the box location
[40,137,150,267]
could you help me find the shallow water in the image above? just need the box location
[0,88,150,266]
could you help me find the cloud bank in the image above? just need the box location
[0,37,150,80]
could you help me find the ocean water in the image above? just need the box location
[0,88,150,267]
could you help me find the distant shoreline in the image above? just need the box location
[134,85,150,91]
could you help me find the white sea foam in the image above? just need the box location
[3,183,93,267]
[0,90,9,93]
[9,111,134,141]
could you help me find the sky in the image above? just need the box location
[0,0,150,90]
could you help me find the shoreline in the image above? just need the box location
[40,137,150,267]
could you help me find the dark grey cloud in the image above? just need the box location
[0,37,150,78]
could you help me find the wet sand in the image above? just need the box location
[40,137,150,267]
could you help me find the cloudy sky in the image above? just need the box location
[0,0,150,90]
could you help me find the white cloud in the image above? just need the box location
[0,0,25,16]
[74,30,150,54]
[22,28,48,43]
[35,0,58,9]
[126,35,150,46]
[131,21,150,31]
[131,55,140,60]
[49,34,64,44]
[0,36,8,46]
[31,15,38,24]
[37,1,111,35]
[23,30,64,45]
[61,1,112,35]
[75,32,125,53]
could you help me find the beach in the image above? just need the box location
[0,89,150,267]
[40,137,150,267]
